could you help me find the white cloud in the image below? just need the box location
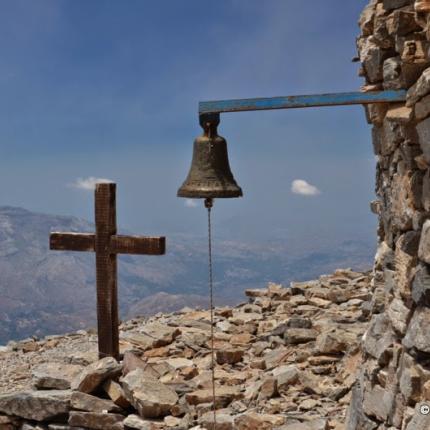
[291,179,321,196]
[70,176,114,191]
[185,199,198,208]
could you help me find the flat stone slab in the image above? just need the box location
[121,368,178,418]
[284,328,318,345]
[71,357,122,393]
[32,362,84,390]
[47,425,88,430]
[186,386,243,407]
[68,411,124,429]
[216,349,244,365]
[103,379,131,409]
[70,391,123,413]
[123,414,160,430]
[0,390,71,421]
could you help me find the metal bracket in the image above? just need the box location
[199,113,220,127]
[198,90,407,115]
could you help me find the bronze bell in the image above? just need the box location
[177,114,243,199]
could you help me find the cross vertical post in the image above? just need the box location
[95,183,119,359]
[50,182,166,360]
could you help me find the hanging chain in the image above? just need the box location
[204,197,217,427]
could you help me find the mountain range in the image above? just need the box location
[0,206,375,344]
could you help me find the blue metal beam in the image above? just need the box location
[199,90,407,114]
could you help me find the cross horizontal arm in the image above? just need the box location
[50,232,95,252]
[50,232,165,255]
[110,235,165,255]
[198,90,407,115]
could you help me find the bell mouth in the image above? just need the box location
[177,181,243,199]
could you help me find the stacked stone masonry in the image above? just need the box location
[346,0,430,429]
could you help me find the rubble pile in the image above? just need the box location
[0,269,372,430]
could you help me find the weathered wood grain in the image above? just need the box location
[110,235,165,255]
[95,183,119,359]
[50,233,95,252]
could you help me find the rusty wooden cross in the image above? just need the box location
[50,183,165,360]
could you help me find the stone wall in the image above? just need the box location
[347,1,430,429]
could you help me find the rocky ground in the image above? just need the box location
[0,269,373,430]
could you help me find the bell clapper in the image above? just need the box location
[205,197,217,425]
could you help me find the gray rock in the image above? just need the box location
[186,386,242,407]
[20,424,47,430]
[284,328,318,345]
[345,383,378,430]
[139,323,181,348]
[103,379,131,409]
[200,410,234,430]
[419,220,430,264]
[359,1,376,36]
[416,94,430,121]
[298,371,323,395]
[122,351,147,376]
[120,332,155,351]
[71,357,122,393]
[363,384,395,422]
[276,366,300,395]
[121,368,178,418]
[372,121,403,157]
[383,0,413,11]
[399,353,422,403]
[423,170,430,211]
[412,263,430,306]
[399,231,421,256]
[68,411,124,429]
[70,391,123,413]
[363,314,394,365]
[387,10,421,37]
[286,318,312,329]
[276,419,328,430]
[32,362,83,390]
[408,67,430,106]
[233,413,274,429]
[314,330,353,354]
[387,298,410,335]
[257,376,277,401]
[0,390,71,421]
[383,57,404,89]
[360,38,393,83]
[263,348,290,370]
[123,414,156,430]
[417,117,430,163]
[403,307,430,353]
[395,234,418,300]
[48,425,87,430]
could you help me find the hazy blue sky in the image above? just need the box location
[0,1,374,244]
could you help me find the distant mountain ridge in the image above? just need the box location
[0,206,375,344]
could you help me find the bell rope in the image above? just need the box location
[204,197,217,427]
